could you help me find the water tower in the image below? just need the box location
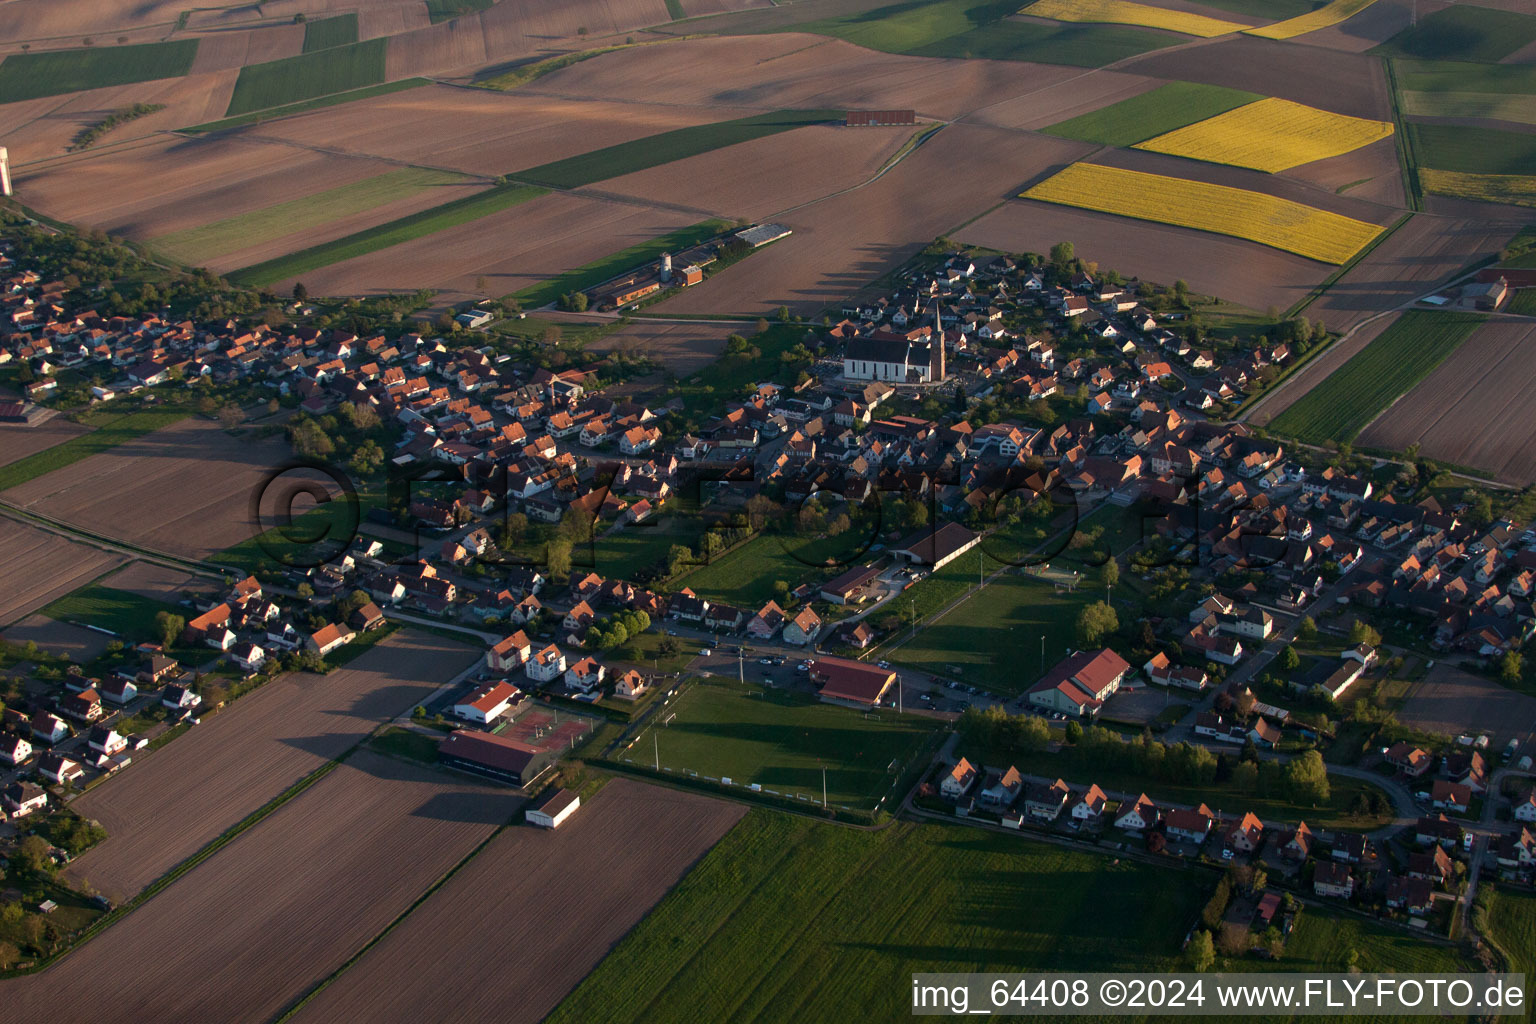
[0,147,11,198]
[659,251,672,283]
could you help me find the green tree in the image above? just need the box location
[350,439,385,477]
[154,610,184,648]
[1501,650,1523,687]
[1346,620,1382,648]
[1284,750,1330,805]
[1064,720,1083,744]
[292,281,308,302]
[1049,241,1075,269]
[1101,558,1119,592]
[296,582,315,600]
[547,539,573,581]
[1279,645,1301,672]
[1075,601,1119,647]
[1185,930,1215,972]
[18,835,52,874]
[1296,616,1318,642]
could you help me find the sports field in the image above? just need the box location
[1268,311,1485,445]
[149,167,468,265]
[1244,0,1376,40]
[624,678,940,810]
[1373,5,1536,62]
[1025,0,1246,37]
[892,568,1094,693]
[226,37,388,117]
[1134,98,1393,173]
[511,110,843,189]
[227,182,546,288]
[790,0,1182,67]
[1043,81,1261,147]
[545,812,1209,1024]
[1021,163,1383,264]
[0,40,199,102]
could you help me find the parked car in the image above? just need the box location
[699,648,712,657]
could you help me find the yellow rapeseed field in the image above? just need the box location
[1021,162,1383,264]
[1244,0,1376,39]
[1023,0,1247,37]
[1133,97,1394,173]
[1421,170,1536,210]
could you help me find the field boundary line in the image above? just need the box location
[270,798,525,1024]
[1283,210,1414,321]
[1381,56,1423,212]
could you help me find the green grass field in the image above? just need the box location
[225,37,387,117]
[1410,123,1536,176]
[1175,0,1314,15]
[786,0,1181,67]
[546,811,1207,1024]
[587,515,705,580]
[0,40,199,102]
[623,677,940,809]
[665,0,686,18]
[509,219,728,308]
[1043,81,1263,146]
[1403,91,1536,127]
[227,182,546,288]
[0,407,189,492]
[42,579,185,642]
[214,491,381,575]
[302,13,359,52]
[1396,59,1536,96]
[149,167,467,266]
[511,110,842,189]
[668,530,875,609]
[1268,311,1485,445]
[1374,5,1536,62]
[891,568,1094,692]
[425,0,493,23]
[1275,905,1472,974]
[1484,885,1536,1009]
[1509,289,1536,316]
[181,78,431,133]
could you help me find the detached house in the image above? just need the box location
[941,758,977,800]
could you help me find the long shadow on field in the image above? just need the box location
[408,789,525,825]
[318,682,444,721]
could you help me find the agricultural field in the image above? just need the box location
[0,406,189,492]
[1395,59,1536,99]
[0,40,200,102]
[1133,98,1393,173]
[228,183,546,288]
[788,0,1184,66]
[148,167,471,267]
[1419,171,1536,212]
[0,415,88,469]
[659,123,1093,317]
[0,417,300,560]
[1377,660,1536,744]
[302,13,360,52]
[1410,124,1536,179]
[1484,886,1536,996]
[1358,320,1536,484]
[1024,0,1249,37]
[511,109,844,190]
[39,577,184,639]
[546,812,1208,1024]
[1401,92,1536,128]
[958,198,1329,315]
[1267,310,1485,446]
[0,519,124,627]
[63,630,479,902]
[1274,905,1472,974]
[1373,4,1536,62]
[1021,162,1384,264]
[1243,0,1377,40]
[620,678,941,810]
[225,37,388,117]
[891,569,1094,693]
[286,780,745,1024]
[181,78,433,133]
[1042,81,1261,147]
[0,750,518,1024]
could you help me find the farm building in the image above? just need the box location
[820,564,881,604]
[734,223,792,248]
[846,110,916,127]
[891,521,980,570]
[438,729,555,787]
[809,657,896,709]
[525,787,581,829]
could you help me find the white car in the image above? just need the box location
[877,660,890,669]
[699,648,712,657]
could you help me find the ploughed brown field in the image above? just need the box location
[1357,320,1536,485]
[1306,214,1519,331]
[1390,661,1536,747]
[1,417,306,561]
[1115,35,1393,120]
[0,414,88,468]
[288,779,746,1024]
[3,614,116,661]
[1,750,519,1024]
[1283,136,1405,211]
[965,68,1160,132]
[11,132,488,264]
[959,199,1330,314]
[281,191,695,305]
[93,559,221,605]
[244,85,759,179]
[520,32,1084,122]
[594,123,916,221]
[0,518,123,627]
[584,320,731,376]
[657,122,1094,316]
[63,630,479,902]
